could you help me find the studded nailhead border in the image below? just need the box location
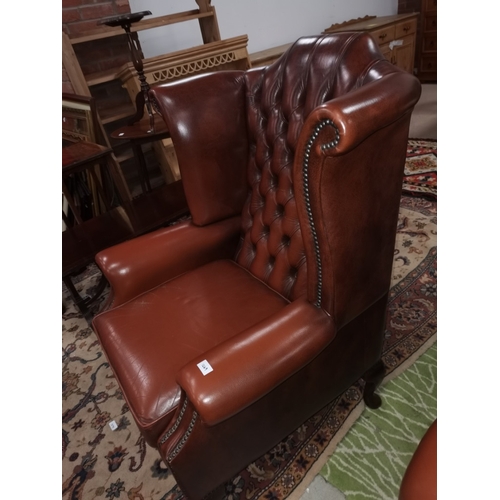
[159,398,188,445]
[302,119,340,307]
[167,410,198,463]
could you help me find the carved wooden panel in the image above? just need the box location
[116,35,250,101]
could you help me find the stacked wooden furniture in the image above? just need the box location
[117,34,251,181]
[63,1,251,186]
[117,35,250,102]
[62,94,130,219]
[62,93,189,322]
[323,14,419,74]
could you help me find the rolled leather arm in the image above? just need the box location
[176,300,334,426]
[309,71,421,155]
[95,216,241,307]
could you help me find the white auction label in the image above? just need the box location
[197,360,213,376]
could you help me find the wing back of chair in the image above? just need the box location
[236,33,404,302]
[152,32,420,313]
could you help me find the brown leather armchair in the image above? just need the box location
[92,33,421,499]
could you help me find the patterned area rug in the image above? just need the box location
[320,343,437,499]
[62,151,437,500]
[402,140,437,200]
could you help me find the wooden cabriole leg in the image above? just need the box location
[362,359,385,409]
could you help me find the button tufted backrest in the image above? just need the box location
[235,34,382,301]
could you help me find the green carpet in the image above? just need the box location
[320,342,437,500]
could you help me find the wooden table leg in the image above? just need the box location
[106,153,133,203]
[63,273,108,325]
[132,143,152,193]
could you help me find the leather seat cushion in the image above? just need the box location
[93,259,289,447]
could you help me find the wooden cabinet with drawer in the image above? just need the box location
[324,13,418,74]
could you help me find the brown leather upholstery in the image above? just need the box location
[92,32,421,499]
[399,420,437,500]
[97,259,289,445]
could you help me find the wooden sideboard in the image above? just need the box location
[323,13,419,74]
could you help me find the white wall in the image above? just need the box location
[129,0,398,59]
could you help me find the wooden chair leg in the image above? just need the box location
[89,165,112,212]
[63,275,92,324]
[133,143,152,193]
[63,273,108,325]
[105,153,133,203]
[62,210,72,228]
[363,359,385,409]
[62,181,84,225]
